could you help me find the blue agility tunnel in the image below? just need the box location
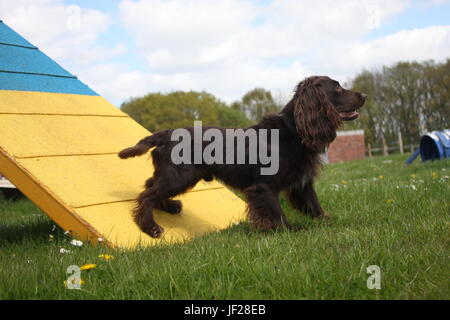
[405,130,450,164]
[420,130,450,161]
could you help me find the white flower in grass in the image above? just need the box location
[59,248,70,254]
[331,184,340,191]
[439,176,448,183]
[70,239,83,247]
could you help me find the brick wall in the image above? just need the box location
[327,130,365,163]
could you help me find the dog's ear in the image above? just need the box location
[293,78,341,152]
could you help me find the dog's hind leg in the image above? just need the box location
[144,177,182,215]
[157,199,182,215]
[135,173,201,238]
[244,184,293,231]
[133,186,163,238]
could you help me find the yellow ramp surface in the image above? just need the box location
[0,91,246,248]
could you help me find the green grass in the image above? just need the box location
[0,154,448,299]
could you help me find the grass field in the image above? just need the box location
[0,154,448,300]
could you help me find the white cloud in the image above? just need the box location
[120,0,256,49]
[306,25,450,83]
[0,0,122,67]
[351,26,450,68]
[267,0,410,38]
[116,0,421,103]
[421,0,450,6]
[78,63,151,104]
[120,0,412,73]
[120,0,257,72]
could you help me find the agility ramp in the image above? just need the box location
[0,21,246,248]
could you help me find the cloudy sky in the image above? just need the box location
[1,0,449,106]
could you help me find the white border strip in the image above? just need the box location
[336,130,364,136]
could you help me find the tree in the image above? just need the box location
[383,62,423,146]
[121,90,250,131]
[231,88,281,122]
[350,59,450,149]
[421,59,450,132]
[216,105,253,128]
[348,70,378,145]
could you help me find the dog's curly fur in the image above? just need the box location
[119,76,366,238]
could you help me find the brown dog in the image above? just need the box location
[119,76,366,238]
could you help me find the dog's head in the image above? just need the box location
[292,76,366,152]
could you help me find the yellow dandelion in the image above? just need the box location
[379,175,384,179]
[79,264,96,270]
[48,234,54,241]
[411,174,416,179]
[341,180,347,185]
[386,199,395,204]
[431,172,437,178]
[98,254,114,261]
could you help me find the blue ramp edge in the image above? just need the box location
[0,45,75,77]
[0,20,98,96]
[405,149,420,164]
[0,72,98,96]
[0,20,35,48]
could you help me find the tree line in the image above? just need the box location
[349,59,450,148]
[121,59,449,149]
[121,88,281,132]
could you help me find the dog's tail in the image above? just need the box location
[118,130,171,159]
